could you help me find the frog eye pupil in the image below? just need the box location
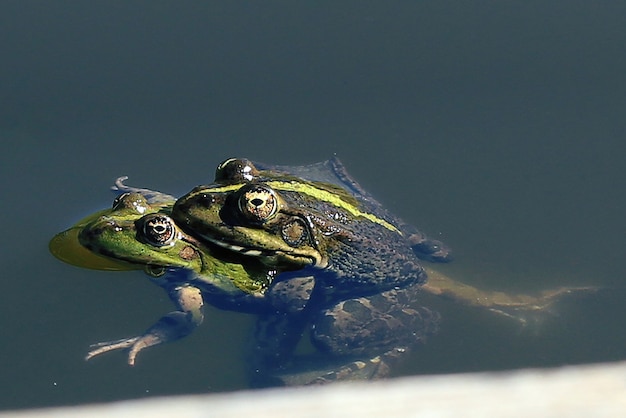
[250,198,264,207]
[139,215,176,247]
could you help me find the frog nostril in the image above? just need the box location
[106,220,123,232]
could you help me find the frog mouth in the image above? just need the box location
[200,234,325,268]
[205,236,273,257]
[50,225,142,271]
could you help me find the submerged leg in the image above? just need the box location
[421,267,596,323]
[263,284,439,386]
[247,275,316,387]
[86,285,204,365]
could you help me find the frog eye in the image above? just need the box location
[215,158,259,183]
[237,185,278,223]
[138,214,177,247]
[112,192,150,214]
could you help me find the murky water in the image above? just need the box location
[1,1,624,410]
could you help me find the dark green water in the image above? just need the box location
[1,1,625,410]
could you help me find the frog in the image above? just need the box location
[51,179,278,366]
[169,157,589,384]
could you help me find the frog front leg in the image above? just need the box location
[247,274,317,386]
[86,284,204,365]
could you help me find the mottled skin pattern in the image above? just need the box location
[240,269,441,385]
[312,287,439,357]
[284,191,427,292]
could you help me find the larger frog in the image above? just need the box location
[170,158,582,383]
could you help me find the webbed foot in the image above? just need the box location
[484,286,598,326]
[85,285,205,365]
[85,313,191,365]
[86,335,155,366]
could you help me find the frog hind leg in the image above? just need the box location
[111,176,176,205]
[422,266,597,325]
[268,284,439,385]
[85,284,204,365]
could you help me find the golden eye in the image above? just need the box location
[237,185,278,223]
[138,214,176,247]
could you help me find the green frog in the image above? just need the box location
[51,180,276,366]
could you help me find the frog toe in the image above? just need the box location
[86,331,171,365]
[85,336,141,365]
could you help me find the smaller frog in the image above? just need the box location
[51,181,274,366]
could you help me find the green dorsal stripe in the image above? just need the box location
[191,181,402,234]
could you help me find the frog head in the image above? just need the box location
[71,193,203,273]
[51,191,272,295]
[172,158,365,269]
[172,158,426,292]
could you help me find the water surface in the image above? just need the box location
[1,1,624,410]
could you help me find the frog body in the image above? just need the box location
[171,158,591,384]
[173,158,450,297]
[169,158,454,382]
